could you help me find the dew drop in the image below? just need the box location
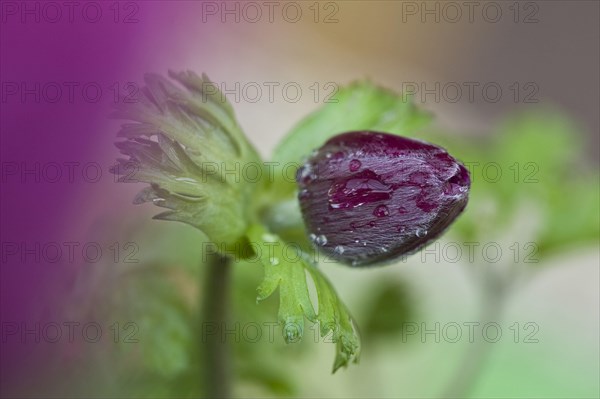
[283,324,300,343]
[373,204,390,217]
[334,245,345,255]
[309,233,317,242]
[328,169,393,209]
[349,159,362,172]
[299,189,311,199]
[415,228,428,238]
[332,151,345,160]
[315,234,328,246]
[443,180,468,196]
[298,164,316,183]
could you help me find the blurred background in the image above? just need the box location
[1,1,598,398]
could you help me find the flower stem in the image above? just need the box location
[200,252,232,398]
[441,265,509,398]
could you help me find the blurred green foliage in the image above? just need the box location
[362,278,416,342]
[421,110,599,257]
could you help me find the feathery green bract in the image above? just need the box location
[112,71,263,248]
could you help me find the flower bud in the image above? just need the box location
[296,131,470,267]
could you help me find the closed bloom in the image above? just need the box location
[296,131,470,267]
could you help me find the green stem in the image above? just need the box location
[200,252,232,398]
[441,264,509,398]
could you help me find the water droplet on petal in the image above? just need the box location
[415,228,428,238]
[299,189,311,199]
[298,164,316,184]
[349,159,362,172]
[334,245,345,255]
[373,204,390,217]
[328,169,393,209]
[315,235,328,246]
[332,151,345,160]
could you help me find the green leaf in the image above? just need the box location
[247,224,360,372]
[269,80,432,199]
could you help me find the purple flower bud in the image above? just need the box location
[296,131,470,267]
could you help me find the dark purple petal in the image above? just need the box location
[296,131,470,267]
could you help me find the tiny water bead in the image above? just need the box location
[349,159,362,172]
[299,189,311,200]
[327,169,394,210]
[297,163,317,184]
[315,234,328,246]
[415,228,428,238]
[309,233,328,246]
[297,131,470,267]
[373,204,390,217]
